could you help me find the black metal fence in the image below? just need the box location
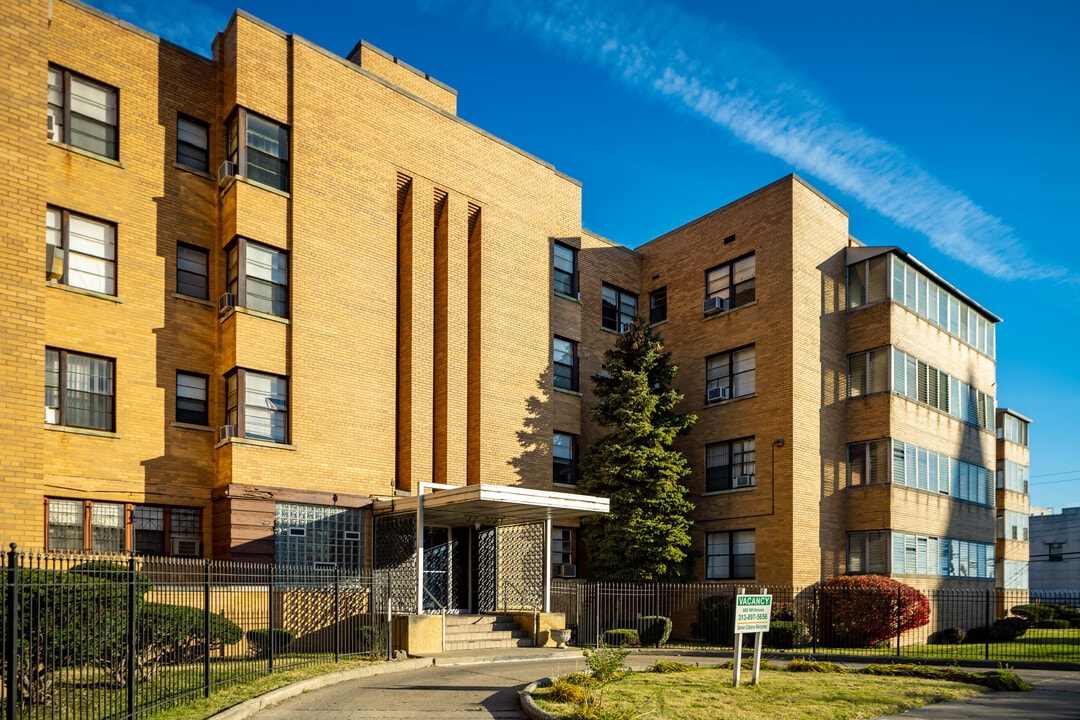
[552,580,1080,663]
[2,548,391,720]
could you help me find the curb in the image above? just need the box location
[519,679,555,720]
[207,658,434,720]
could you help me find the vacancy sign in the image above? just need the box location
[734,594,773,634]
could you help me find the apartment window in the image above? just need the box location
[47,65,118,159]
[45,348,115,431]
[705,253,755,310]
[1048,543,1064,562]
[601,284,637,332]
[46,206,116,295]
[176,243,209,299]
[848,348,889,397]
[226,238,289,318]
[176,371,209,425]
[553,242,578,297]
[649,286,667,324]
[227,109,289,192]
[848,531,889,574]
[848,440,888,486]
[705,346,755,402]
[552,528,575,578]
[47,499,202,555]
[705,438,756,492]
[275,502,364,569]
[553,431,577,486]
[998,414,1029,446]
[996,510,1029,542]
[553,336,578,392]
[847,255,888,308]
[226,369,288,443]
[176,115,209,172]
[706,530,755,580]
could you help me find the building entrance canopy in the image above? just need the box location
[372,483,609,526]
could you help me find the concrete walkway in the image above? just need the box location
[216,648,1080,720]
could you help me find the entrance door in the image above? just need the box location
[423,526,474,613]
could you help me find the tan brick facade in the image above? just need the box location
[1,2,1018,589]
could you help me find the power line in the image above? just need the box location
[1030,476,1080,486]
[1031,469,1080,478]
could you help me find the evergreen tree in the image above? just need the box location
[578,317,697,581]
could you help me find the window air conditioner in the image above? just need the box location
[218,160,237,187]
[46,113,57,141]
[218,424,237,442]
[706,386,730,403]
[170,538,201,557]
[45,245,64,279]
[734,474,755,488]
[618,322,631,334]
[555,563,577,578]
[703,296,729,315]
[218,292,236,315]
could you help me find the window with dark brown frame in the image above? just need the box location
[705,437,756,492]
[46,498,202,555]
[649,286,667,324]
[553,336,578,392]
[553,242,578,297]
[706,530,755,580]
[47,65,118,159]
[601,283,637,332]
[553,431,578,486]
[176,371,209,426]
[176,242,209,299]
[226,108,289,192]
[46,206,116,295]
[226,238,289,318]
[225,369,289,444]
[705,253,755,310]
[45,348,115,431]
[705,345,756,402]
[177,114,209,172]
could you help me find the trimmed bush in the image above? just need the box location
[636,616,672,647]
[764,620,807,649]
[246,628,295,658]
[356,625,386,657]
[697,595,734,644]
[817,575,930,648]
[602,628,639,647]
[928,627,965,645]
[1010,604,1054,624]
[992,616,1029,641]
[1035,618,1071,630]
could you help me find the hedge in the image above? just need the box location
[636,616,672,647]
[246,628,296,658]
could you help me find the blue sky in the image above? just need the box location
[90,0,1080,511]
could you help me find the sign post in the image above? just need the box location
[733,588,771,687]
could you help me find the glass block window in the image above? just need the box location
[275,502,364,569]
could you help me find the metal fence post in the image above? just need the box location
[333,567,340,663]
[5,544,18,720]
[268,564,276,673]
[984,589,991,661]
[811,585,818,654]
[127,557,138,718]
[203,559,212,697]
[896,586,902,657]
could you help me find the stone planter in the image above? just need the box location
[550,628,571,648]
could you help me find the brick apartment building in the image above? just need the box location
[0,0,1026,607]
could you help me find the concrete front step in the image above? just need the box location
[444,637,535,650]
[441,614,535,650]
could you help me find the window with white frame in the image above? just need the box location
[226,109,289,191]
[891,347,995,432]
[706,530,755,580]
[998,414,1029,446]
[996,509,1029,542]
[705,253,755,310]
[226,238,289,318]
[46,206,116,295]
[705,438,755,492]
[48,65,118,159]
[705,346,755,402]
[847,531,889,574]
[890,532,994,578]
[601,284,637,332]
[892,439,992,505]
[45,348,115,431]
[996,460,1029,494]
[226,369,288,443]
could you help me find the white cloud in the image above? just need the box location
[447,0,1068,282]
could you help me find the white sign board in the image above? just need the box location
[734,594,772,634]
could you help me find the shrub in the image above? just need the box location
[356,625,386,657]
[545,676,586,704]
[1010,604,1054,624]
[817,575,930,648]
[772,603,797,622]
[601,628,639,647]
[582,644,630,683]
[964,625,993,644]
[928,627,965,645]
[636,616,672,647]
[246,628,295,658]
[1035,618,1071,630]
[992,616,1029,641]
[649,660,693,673]
[764,620,807,648]
[697,594,734,644]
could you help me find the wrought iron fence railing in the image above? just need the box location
[2,547,391,720]
[551,580,1080,664]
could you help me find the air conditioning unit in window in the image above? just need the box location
[618,322,631,334]
[703,296,729,315]
[734,474,755,488]
[218,292,236,315]
[170,538,201,557]
[706,386,730,403]
[46,113,58,141]
[554,563,577,578]
[217,160,237,187]
[218,424,237,442]
[46,245,64,279]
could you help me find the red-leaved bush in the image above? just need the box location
[818,575,930,648]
